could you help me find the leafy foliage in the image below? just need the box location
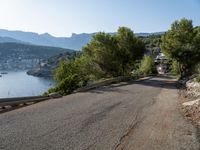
[140,34,162,57]
[83,27,146,76]
[47,74,81,95]
[161,18,200,77]
[83,32,120,77]
[48,27,146,95]
[115,27,146,74]
[196,75,200,83]
[139,56,156,75]
[171,60,180,75]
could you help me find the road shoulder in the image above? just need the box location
[116,80,200,150]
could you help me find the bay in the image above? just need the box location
[0,71,55,98]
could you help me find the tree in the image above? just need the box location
[49,27,146,95]
[161,18,200,77]
[83,27,145,76]
[53,59,77,82]
[115,27,146,74]
[83,32,120,77]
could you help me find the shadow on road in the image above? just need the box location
[88,75,177,94]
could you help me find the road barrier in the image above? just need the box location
[0,96,50,108]
[0,75,151,111]
[75,76,133,92]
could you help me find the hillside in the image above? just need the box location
[0,37,23,43]
[139,34,162,57]
[0,42,74,70]
[27,52,78,77]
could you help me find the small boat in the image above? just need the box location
[1,72,8,75]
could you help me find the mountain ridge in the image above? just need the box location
[0,29,164,50]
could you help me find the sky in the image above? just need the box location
[0,0,199,37]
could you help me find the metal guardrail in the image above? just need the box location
[75,76,133,92]
[0,75,151,109]
[0,96,50,107]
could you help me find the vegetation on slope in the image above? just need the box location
[27,52,78,77]
[161,18,200,77]
[46,18,200,95]
[139,56,157,75]
[46,27,146,95]
[140,34,162,57]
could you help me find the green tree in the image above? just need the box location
[49,27,146,95]
[83,32,121,77]
[53,59,76,82]
[83,27,145,76]
[115,27,146,74]
[161,18,200,77]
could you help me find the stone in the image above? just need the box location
[48,92,62,98]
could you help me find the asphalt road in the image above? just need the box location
[0,76,199,150]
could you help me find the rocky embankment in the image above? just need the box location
[181,76,200,127]
[27,66,53,77]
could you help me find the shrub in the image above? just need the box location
[139,56,157,75]
[196,76,200,83]
[195,63,200,74]
[46,74,81,95]
[171,60,180,75]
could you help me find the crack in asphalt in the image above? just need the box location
[114,113,140,150]
[113,96,157,150]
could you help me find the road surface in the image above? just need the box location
[0,76,199,150]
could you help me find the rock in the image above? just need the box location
[182,99,200,127]
[186,80,200,99]
[182,76,200,127]
[182,99,200,107]
[27,68,53,77]
[48,92,62,98]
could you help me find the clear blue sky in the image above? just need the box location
[0,0,199,37]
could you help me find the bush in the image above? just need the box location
[171,60,180,75]
[195,63,200,74]
[196,76,200,83]
[46,74,81,95]
[139,56,157,75]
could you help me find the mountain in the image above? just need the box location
[0,42,75,70]
[0,29,95,50]
[135,32,164,37]
[0,36,23,43]
[0,29,164,50]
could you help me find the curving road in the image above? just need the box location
[0,76,199,150]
